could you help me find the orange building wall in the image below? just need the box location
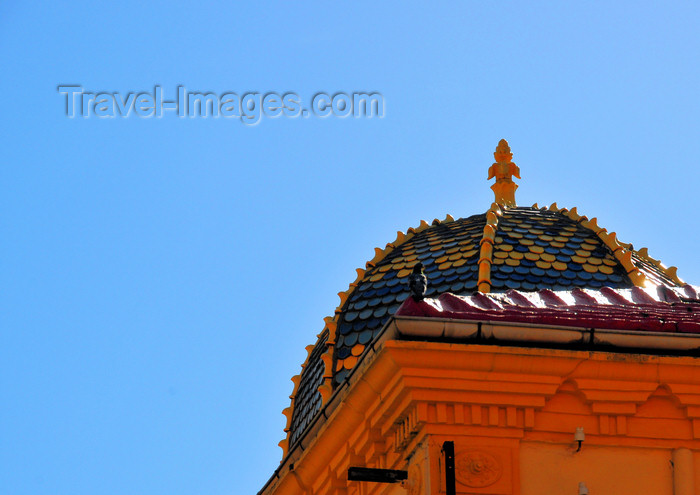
[262,328,700,495]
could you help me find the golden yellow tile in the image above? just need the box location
[453,258,467,267]
[510,251,524,260]
[405,254,418,261]
[351,344,365,356]
[571,255,587,264]
[540,235,554,241]
[554,236,569,243]
[448,253,462,261]
[580,243,596,251]
[536,260,551,269]
[446,246,460,255]
[435,255,449,264]
[599,265,614,274]
[575,249,590,258]
[588,257,603,266]
[462,248,479,257]
[492,258,505,265]
[505,258,520,266]
[541,253,556,262]
[397,269,412,278]
[393,262,406,270]
[520,239,534,246]
[524,252,540,261]
[582,264,598,273]
[336,359,344,372]
[552,261,567,271]
[344,356,358,369]
[551,241,565,248]
[369,272,384,281]
[438,261,452,270]
[498,244,514,252]
[602,258,618,267]
[494,251,509,259]
[529,245,545,254]
[530,229,544,235]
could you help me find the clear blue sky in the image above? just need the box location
[1,2,699,495]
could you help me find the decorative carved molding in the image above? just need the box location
[455,450,503,488]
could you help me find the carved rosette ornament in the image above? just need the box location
[455,450,503,488]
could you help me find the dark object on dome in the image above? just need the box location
[408,262,427,301]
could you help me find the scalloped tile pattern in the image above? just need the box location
[334,213,487,384]
[288,331,327,446]
[489,208,630,291]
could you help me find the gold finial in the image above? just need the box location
[487,139,521,207]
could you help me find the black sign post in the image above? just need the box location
[442,441,456,495]
[347,467,408,484]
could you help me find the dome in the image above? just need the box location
[280,140,687,452]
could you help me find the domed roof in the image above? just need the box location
[280,140,687,453]
[333,205,682,382]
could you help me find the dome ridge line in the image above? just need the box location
[478,203,503,293]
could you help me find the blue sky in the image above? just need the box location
[1,2,699,495]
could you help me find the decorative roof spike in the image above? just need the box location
[320,353,333,378]
[665,266,684,285]
[278,438,289,456]
[563,207,579,222]
[416,219,430,232]
[337,291,349,307]
[289,375,301,397]
[318,383,332,404]
[488,139,521,207]
[599,231,623,253]
[444,213,455,222]
[282,407,293,431]
[323,316,336,330]
[368,246,386,266]
[580,217,603,234]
